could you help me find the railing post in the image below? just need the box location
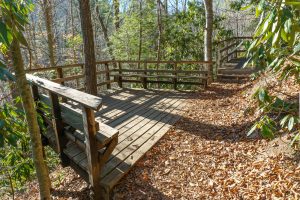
[105,63,111,89]
[173,63,177,90]
[81,107,101,199]
[235,37,239,59]
[118,62,123,88]
[143,62,148,89]
[225,40,229,62]
[57,67,64,85]
[49,92,69,166]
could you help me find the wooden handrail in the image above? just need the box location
[26,74,102,110]
[215,36,253,45]
[26,63,84,73]
[96,60,214,64]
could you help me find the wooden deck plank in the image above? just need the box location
[116,96,178,142]
[99,92,160,122]
[106,93,171,127]
[100,101,187,189]
[49,88,188,193]
[100,98,183,178]
[105,93,172,134]
[97,90,149,114]
[114,97,174,137]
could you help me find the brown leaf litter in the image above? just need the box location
[15,79,300,200]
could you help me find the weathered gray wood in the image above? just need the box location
[82,107,101,198]
[105,63,111,89]
[26,74,102,110]
[100,100,186,189]
[101,98,182,177]
[98,92,161,124]
[173,63,177,90]
[142,62,147,89]
[117,62,122,88]
[49,92,69,166]
[39,95,118,147]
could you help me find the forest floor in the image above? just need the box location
[17,79,300,200]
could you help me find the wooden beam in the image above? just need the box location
[26,74,102,110]
[81,107,101,199]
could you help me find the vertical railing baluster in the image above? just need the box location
[118,61,123,88]
[105,62,111,89]
[49,92,69,166]
[143,62,147,89]
[173,62,177,90]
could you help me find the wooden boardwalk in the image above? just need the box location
[47,88,189,191]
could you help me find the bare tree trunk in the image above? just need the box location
[70,0,77,62]
[78,0,97,96]
[138,0,143,68]
[204,0,213,83]
[156,0,163,88]
[96,6,115,61]
[10,40,51,200]
[113,0,120,31]
[164,0,168,15]
[156,0,162,62]
[42,0,56,66]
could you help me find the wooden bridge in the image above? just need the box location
[25,37,253,199]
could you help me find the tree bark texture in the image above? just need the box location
[11,40,51,200]
[78,0,98,96]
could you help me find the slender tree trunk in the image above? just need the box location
[138,0,143,68]
[42,0,56,66]
[78,0,97,96]
[204,0,213,83]
[164,0,168,15]
[10,40,51,200]
[70,0,77,62]
[156,0,163,88]
[96,6,115,61]
[156,0,162,62]
[113,0,120,31]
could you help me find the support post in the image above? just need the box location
[225,40,229,62]
[81,107,101,200]
[142,62,147,89]
[49,92,69,166]
[105,63,111,89]
[118,62,123,88]
[173,63,177,90]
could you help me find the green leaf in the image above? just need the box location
[288,117,295,131]
[247,123,258,136]
[272,29,280,46]
[284,19,292,33]
[294,43,300,54]
[241,5,252,11]
[0,21,13,46]
[280,115,290,127]
[261,124,274,139]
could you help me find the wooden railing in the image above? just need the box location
[216,37,253,69]
[26,60,212,91]
[27,74,118,199]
